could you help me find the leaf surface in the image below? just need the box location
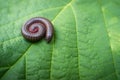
[0,0,120,80]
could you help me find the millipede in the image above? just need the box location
[21,17,54,43]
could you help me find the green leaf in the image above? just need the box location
[0,0,120,80]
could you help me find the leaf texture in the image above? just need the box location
[0,0,120,80]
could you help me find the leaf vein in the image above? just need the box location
[98,0,118,79]
[49,0,75,79]
[71,4,80,80]
[0,44,32,79]
[0,6,64,28]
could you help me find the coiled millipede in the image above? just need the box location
[21,17,54,43]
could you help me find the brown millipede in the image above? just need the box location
[21,17,54,43]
